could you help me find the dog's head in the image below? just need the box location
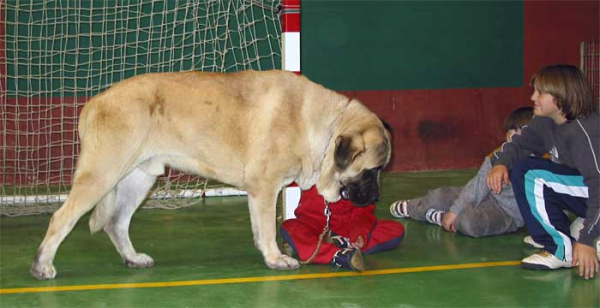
[318,102,392,206]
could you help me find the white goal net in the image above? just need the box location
[1,0,283,216]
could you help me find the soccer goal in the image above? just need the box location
[0,0,285,216]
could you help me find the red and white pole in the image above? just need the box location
[281,0,302,219]
[281,0,301,74]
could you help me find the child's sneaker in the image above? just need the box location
[523,236,545,249]
[569,217,599,261]
[425,208,444,226]
[521,250,574,270]
[570,217,584,240]
[327,232,351,249]
[331,248,365,272]
[390,200,410,218]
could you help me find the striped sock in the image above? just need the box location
[425,208,444,226]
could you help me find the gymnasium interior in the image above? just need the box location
[1,1,599,307]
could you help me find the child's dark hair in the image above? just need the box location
[530,64,596,120]
[504,106,534,132]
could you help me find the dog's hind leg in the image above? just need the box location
[102,167,157,268]
[247,186,300,270]
[30,170,118,280]
[30,95,157,279]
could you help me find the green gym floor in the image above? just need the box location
[1,171,599,307]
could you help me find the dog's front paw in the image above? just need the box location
[125,253,154,268]
[30,262,57,280]
[266,254,300,270]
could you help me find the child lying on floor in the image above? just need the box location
[281,186,405,271]
[389,106,534,238]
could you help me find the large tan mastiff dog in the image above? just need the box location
[30,70,392,279]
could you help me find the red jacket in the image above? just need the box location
[293,187,377,243]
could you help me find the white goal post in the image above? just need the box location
[0,0,285,216]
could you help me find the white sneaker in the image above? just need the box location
[596,238,600,261]
[425,208,444,226]
[523,236,544,249]
[521,250,574,270]
[570,217,585,240]
[390,200,410,218]
[570,217,599,261]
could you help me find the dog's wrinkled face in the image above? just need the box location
[333,124,392,207]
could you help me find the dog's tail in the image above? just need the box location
[89,191,117,234]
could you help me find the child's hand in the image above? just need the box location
[572,242,599,279]
[441,212,457,232]
[487,165,509,194]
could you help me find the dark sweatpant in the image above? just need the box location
[510,157,588,262]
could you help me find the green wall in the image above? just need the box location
[302,0,523,91]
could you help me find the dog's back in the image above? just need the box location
[77,70,347,187]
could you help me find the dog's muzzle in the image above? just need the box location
[340,185,378,207]
[339,168,382,207]
[340,186,350,200]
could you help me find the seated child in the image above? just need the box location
[281,186,405,271]
[389,106,534,237]
[487,64,599,278]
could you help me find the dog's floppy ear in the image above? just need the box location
[379,117,393,138]
[334,135,364,170]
